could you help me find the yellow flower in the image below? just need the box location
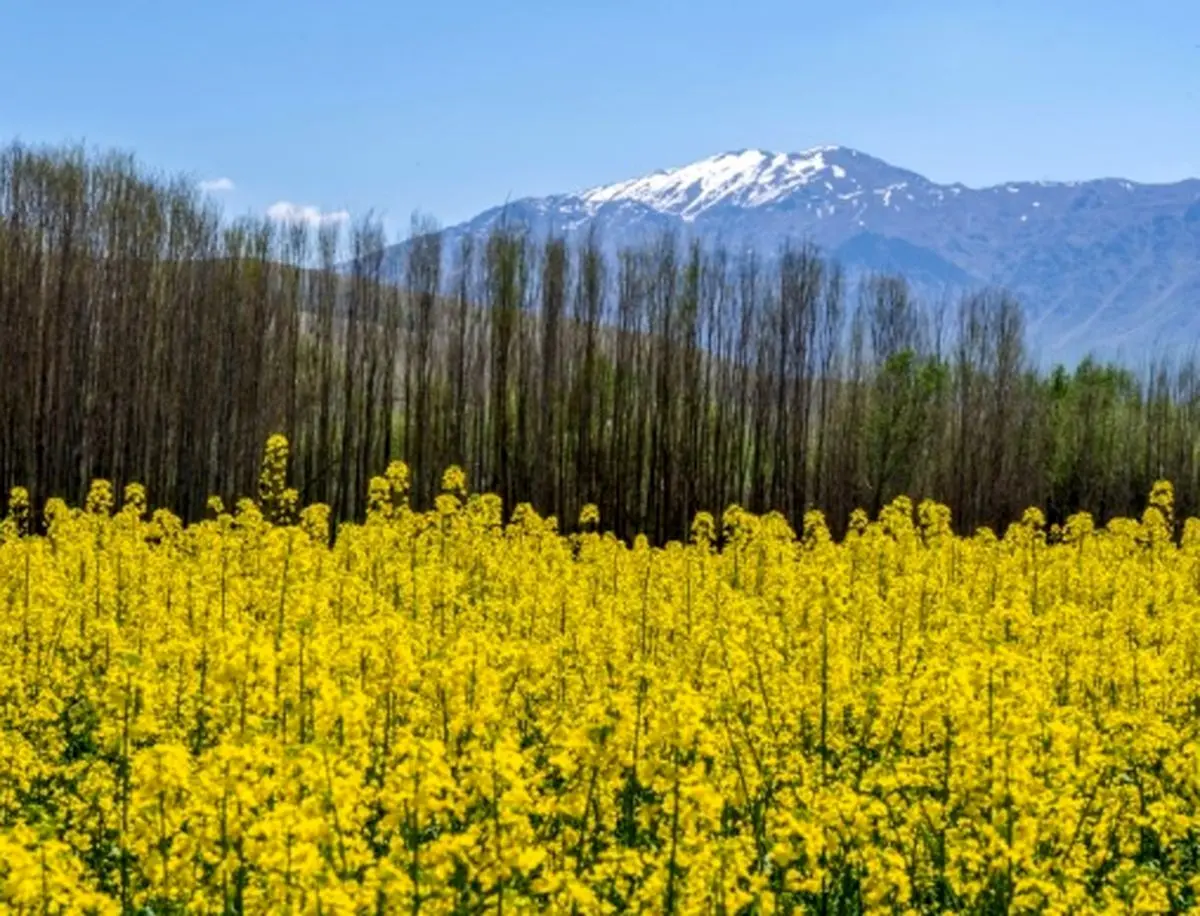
[3,461,1200,911]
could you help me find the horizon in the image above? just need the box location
[6,137,1193,233]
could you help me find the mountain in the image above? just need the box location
[388,146,1200,365]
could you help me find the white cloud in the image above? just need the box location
[266,200,350,227]
[198,177,236,193]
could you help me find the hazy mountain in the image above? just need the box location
[387,146,1200,365]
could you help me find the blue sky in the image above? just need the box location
[2,0,1197,234]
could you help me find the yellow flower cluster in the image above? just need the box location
[2,448,1200,913]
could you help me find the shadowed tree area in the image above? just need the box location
[3,141,1200,540]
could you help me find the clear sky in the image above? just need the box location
[2,0,1197,234]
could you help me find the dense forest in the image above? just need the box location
[2,141,1198,540]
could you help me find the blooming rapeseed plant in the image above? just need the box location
[1,437,1199,912]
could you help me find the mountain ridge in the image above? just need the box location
[386,146,1200,365]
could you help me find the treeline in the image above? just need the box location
[3,141,1200,540]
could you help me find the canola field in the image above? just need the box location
[2,439,1200,914]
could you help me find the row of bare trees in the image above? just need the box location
[3,142,1199,539]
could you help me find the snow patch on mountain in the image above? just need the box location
[579,146,857,220]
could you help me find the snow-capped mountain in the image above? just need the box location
[387,146,1200,365]
[577,147,911,218]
